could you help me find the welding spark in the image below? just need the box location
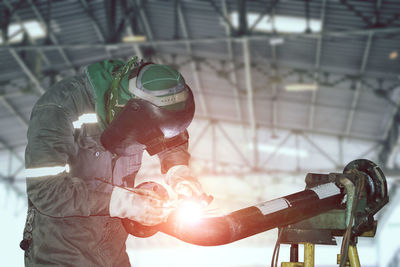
[176,200,205,225]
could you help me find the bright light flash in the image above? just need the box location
[176,200,205,225]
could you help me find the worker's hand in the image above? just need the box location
[109,187,175,226]
[165,165,204,198]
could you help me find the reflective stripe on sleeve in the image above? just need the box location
[72,113,98,129]
[25,164,70,178]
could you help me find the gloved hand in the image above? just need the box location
[109,187,175,226]
[165,165,204,198]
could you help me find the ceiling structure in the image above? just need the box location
[1,0,400,181]
[1,0,400,265]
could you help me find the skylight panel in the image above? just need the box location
[231,12,321,33]
[24,21,46,39]
[248,143,309,158]
[8,24,24,43]
[0,20,45,44]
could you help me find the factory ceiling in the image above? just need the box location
[1,0,400,197]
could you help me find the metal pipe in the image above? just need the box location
[158,182,343,246]
[290,244,299,262]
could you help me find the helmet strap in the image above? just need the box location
[107,56,139,123]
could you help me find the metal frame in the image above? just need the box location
[26,0,76,72]
[3,25,400,51]
[344,30,374,137]
[1,0,400,201]
[176,0,209,116]
[194,115,380,143]
[79,0,112,58]
[243,37,258,170]
[221,0,244,128]
[0,137,25,197]
[308,0,327,130]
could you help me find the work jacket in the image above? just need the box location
[22,61,190,266]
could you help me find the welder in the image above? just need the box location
[21,57,205,266]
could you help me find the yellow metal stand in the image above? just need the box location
[281,262,303,267]
[282,243,361,267]
[281,243,314,267]
[348,245,361,267]
[337,245,361,267]
[303,243,315,267]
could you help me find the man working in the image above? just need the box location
[21,57,205,266]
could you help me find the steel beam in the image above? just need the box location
[221,0,244,127]
[237,0,248,35]
[0,139,24,166]
[268,6,279,138]
[376,184,400,235]
[301,132,339,168]
[243,37,258,169]
[0,98,28,126]
[1,51,34,129]
[79,0,106,42]
[132,0,165,63]
[207,0,235,34]
[309,0,327,130]
[11,163,25,178]
[378,92,400,167]
[344,31,373,136]
[339,0,375,27]
[78,0,112,58]
[271,47,278,138]
[356,142,380,159]
[193,115,380,143]
[140,158,342,177]
[1,50,397,87]
[216,121,252,168]
[0,142,26,151]
[105,0,117,41]
[120,4,143,59]
[249,0,279,33]
[338,136,343,167]
[260,131,292,166]
[176,0,209,116]
[3,0,51,66]
[0,174,25,197]
[26,0,76,73]
[133,0,153,40]
[189,121,211,153]
[373,0,400,167]
[4,26,400,51]
[188,158,400,179]
[345,1,381,136]
[9,48,46,95]
[295,132,300,171]
[211,121,216,173]
[190,85,381,118]
[3,0,47,95]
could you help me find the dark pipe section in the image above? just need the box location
[160,183,343,246]
[290,244,299,262]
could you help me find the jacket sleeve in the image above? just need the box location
[157,131,191,174]
[25,103,111,218]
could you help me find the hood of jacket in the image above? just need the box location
[85,59,133,130]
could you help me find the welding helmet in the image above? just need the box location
[101,58,195,155]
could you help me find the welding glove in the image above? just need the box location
[109,187,174,226]
[165,165,204,198]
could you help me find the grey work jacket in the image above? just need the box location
[23,73,190,266]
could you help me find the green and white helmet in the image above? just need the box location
[129,64,188,111]
[101,59,195,155]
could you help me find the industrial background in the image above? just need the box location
[0,0,400,266]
